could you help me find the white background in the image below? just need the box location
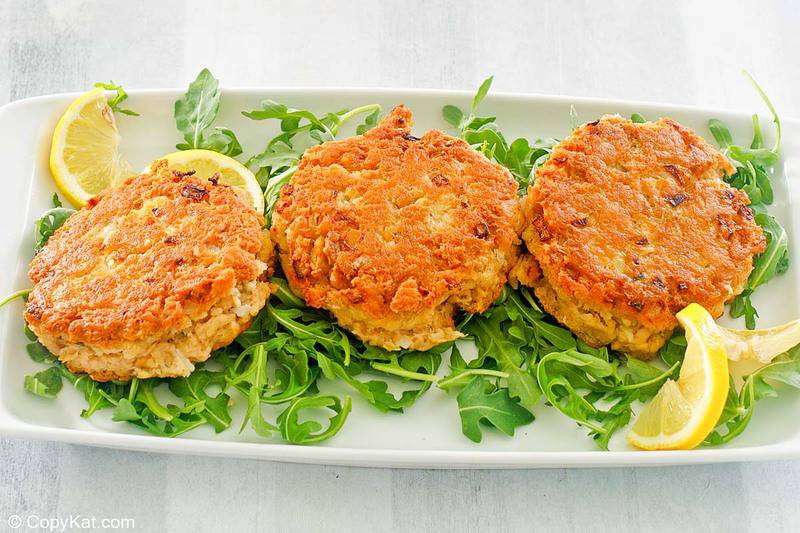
[1,1,799,531]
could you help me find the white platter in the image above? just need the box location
[1,87,799,469]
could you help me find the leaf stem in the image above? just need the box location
[370,362,439,382]
[0,289,31,309]
[139,381,173,421]
[270,277,305,308]
[743,70,781,153]
[615,361,680,391]
[438,368,509,389]
[263,165,297,199]
[331,104,382,136]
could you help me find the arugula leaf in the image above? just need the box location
[708,119,733,149]
[317,353,433,412]
[244,100,334,139]
[370,350,442,383]
[356,108,381,135]
[442,105,463,128]
[747,213,789,291]
[472,76,493,113]
[33,207,74,251]
[104,378,220,438]
[112,398,140,422]
[174,68,242,156]
[456,376,534,442]
[460,302,540,409]
[730,213,789,329]
[277,395,352,444]
[24,367,63,398]
[200,127,242,157]
[658,333,686,373]
[744,70,781,152]
[168,370,232,433]
[706,346,800,445]
[33,194,74,250]
[266,305,352,365]
[175,69,220,147]
[244,102,379,219]
[535,349,619,447]
[237,343,278,437]
[94,81,139,116]
[270,277,306,308]
[708,74,787,329]
[441,76,555,191]
[26,341,56,364]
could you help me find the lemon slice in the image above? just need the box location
[720,319,800,364]
[50,88,132,207]
[627,304,730,450]
[152,150,265,214]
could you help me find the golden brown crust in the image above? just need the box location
[271,105,522,350]
[26,160,272,347]
[521,115,766,354]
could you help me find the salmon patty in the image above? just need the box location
[271,106,522,351]
[25,160,274,381]
[518,115,766,358]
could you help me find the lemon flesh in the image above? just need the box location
[627,303,730,450]
[50,88,131,207]
[720,319,800,364]
[153,150,265,214]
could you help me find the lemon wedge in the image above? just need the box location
[152,150,265,214]
[720,319,800,365]
[627,304,730,450]
[50,88,132,207]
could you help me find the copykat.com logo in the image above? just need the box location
[6,514,135,531]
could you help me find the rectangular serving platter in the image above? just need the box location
[1,87,799,468]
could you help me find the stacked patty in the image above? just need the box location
[26,161,274,381]
[517,115,766,358]
[271,106,523,351]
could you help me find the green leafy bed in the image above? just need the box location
[7,70,799,448]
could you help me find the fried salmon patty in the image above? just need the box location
[25,161,274,381]
[517,115,766,358]
[271,106,522,351]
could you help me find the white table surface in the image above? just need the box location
[2,1,799,531]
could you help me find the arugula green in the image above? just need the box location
[24,367,63,398]
[34,194,74,251]
[457,376,534,442]
[1,195,69,310]
[174,68,242,156]
[24,339,235,437]
[277,395,352,444]
[257,296,442,413]
[442,76,554,191]
[706,346,800,445]
[535,346,676,449]
[243,100,381,218]
[94,81,139,116]
[168,370,232,433]
[441,287,675,449]
[707,73,788,329]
